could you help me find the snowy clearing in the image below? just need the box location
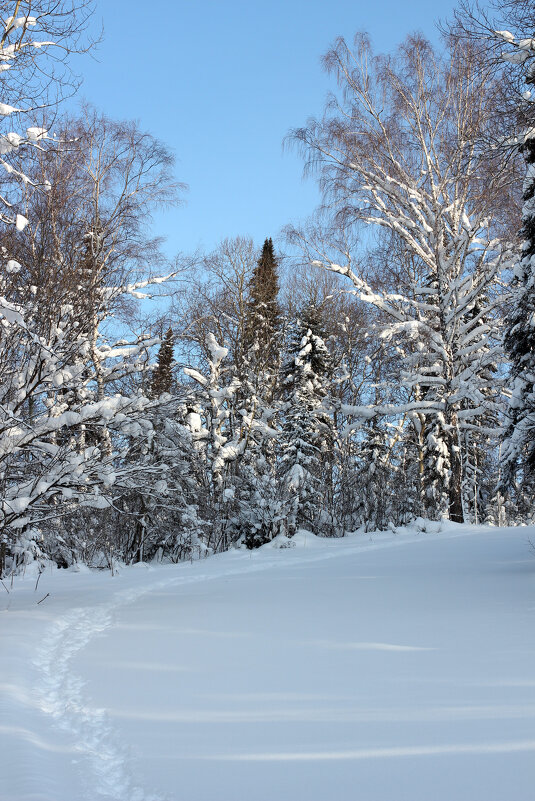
[1,523,534,801]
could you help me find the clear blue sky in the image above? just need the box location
[74,0,461,261]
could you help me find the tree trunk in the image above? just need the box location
[448,432,464,523]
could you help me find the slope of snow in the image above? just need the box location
[1,523,534,801]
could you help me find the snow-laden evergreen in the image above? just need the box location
[280,304,337,536]
[500,30,535,494]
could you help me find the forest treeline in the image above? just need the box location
[1,0,535,575]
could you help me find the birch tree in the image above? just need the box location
[0,4,185,572]
[291,34,513,522]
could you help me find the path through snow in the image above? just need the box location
[1,524,534,800]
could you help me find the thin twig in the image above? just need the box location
[1,579,9,594]
[37,592,49,605]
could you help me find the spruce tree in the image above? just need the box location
[279,304,335,537]
[151,327,174,398]
[354,422,393,532]
[243,237,280,385]
[503,126,535,490]
[232,238,282,546]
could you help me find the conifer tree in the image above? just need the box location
[238,426,282,549]
[229,238,283,546]
[279,304,335,537]
[502,46,535,491]
[151,327,174,398]
[121,400,207,565]
[243,237,281,387]
[184,333,244,552]
[354,422,393,532]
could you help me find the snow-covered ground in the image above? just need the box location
[1,523,534,801]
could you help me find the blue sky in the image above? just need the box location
[74,1,460,261]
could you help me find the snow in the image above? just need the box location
[14,214,28,232]
[494,30,516,43]
[4,16,37,31]
[183,368,207,387]
[26,126,47,141]
[0,102,18,115]
[501,50,530,64]
[3,496,31,514]
[1,524,534,801]
[206,331,228,365]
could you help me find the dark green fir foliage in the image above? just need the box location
[243,237,281,384]
[151,327,174,398]
[503,127,535,489]
[232,239,282,548]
